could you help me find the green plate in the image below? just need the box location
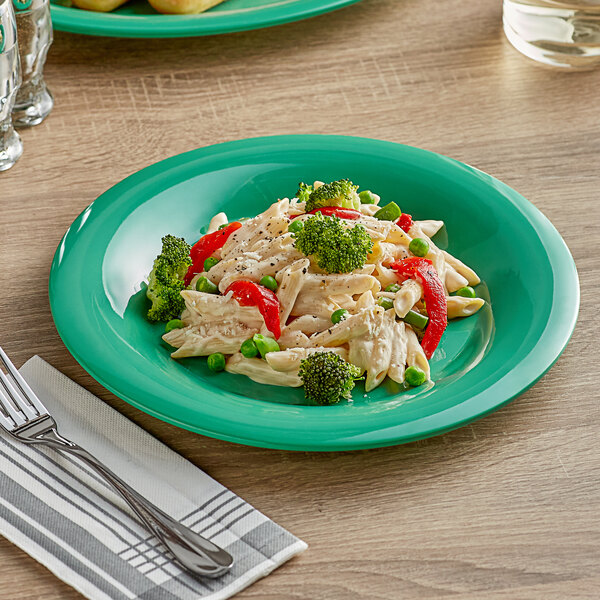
[49,135,579,451]
[50,0,361,38]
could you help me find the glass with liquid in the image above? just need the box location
[503,1,600,68]
[12,0,53,127]
[0,0,22,171]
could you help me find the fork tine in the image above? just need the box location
[0,380,27,428]
[0,346,48,419]
[0,409,18,430]
[0,369,38,421]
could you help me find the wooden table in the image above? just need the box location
[1,0,599,597]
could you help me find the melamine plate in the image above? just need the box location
[50,0,361,38]
[49,135,579,450]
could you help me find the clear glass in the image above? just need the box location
[0,0,22,171]
[12,0,53,127]
[503,0,600,69]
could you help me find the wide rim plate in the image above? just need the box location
[50,0,361,38]
[49,135,579,451]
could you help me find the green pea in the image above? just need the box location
[385,283,401,293]
[207,352,226,372]
[165,319,184,333]
[260,275,278,292]
[252,334,280,357]
[402,310,429,329]
[374,202,401,221]
[409,238,430,257]
[288,220,304,234]
[203,257,220,272]
[195,276,218,294]
[359,190,379,204]
[455,286,476,298]
[331,309,349,324]
[405,366,426,387]
[240,337,259,358]
[377,298,394,311]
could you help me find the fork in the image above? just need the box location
[0,346,233,578]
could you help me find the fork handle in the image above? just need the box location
[37,428,233,578]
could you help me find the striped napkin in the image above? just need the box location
[0,356,306,600]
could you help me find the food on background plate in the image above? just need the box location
[71,0,130,11]
[70,0,228,15]
[148,0,227,15]
[146,179,486,404]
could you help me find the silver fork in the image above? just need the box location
[0,346,233,578]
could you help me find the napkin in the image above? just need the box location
[0,356,307,600]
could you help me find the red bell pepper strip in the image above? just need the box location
[184,222,242,286]
[290,207,362,220]
[397,213,412,233]
[225,280,281,339]
[391,257,447,359]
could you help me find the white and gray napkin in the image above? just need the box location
[0,356,306,600]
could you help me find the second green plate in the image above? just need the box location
[50,0,362,38]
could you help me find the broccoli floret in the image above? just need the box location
[146,235,192,323]
[296,182,313,203]
[299,352,362,405]
[293,212,373,273]
[305,179,360,212]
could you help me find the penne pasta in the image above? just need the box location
[406,326,431,381]
[356,290,376,310]
[445,268,470,293]
[347,310,386,379]
[442,250,481,286]
[364,310,395,391]
[180,290,263,327]
[328,294,358,311]
[290,293,342,319]
[415,220,444,238]
[385,227,412,246]
[285,314,332,334]
[278,328,312,349]
[446,296,485,319]
[388,321,409,384]
[207,212,228,233]
[165,321,260,358]
[359,203,381,216]
[393,279,423,318]
[276,259,310,324]
[226,353,302,387]
[372,262,400,289]
[298,273,380,297]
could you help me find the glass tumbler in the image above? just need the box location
[503,1,600,69]
[0,0,22,171]
[12,0,53,127]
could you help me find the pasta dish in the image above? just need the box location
[145,179,485,405]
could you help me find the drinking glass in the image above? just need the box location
[12,0,53,127]
[0,0,22,171]
[503,1,600,69]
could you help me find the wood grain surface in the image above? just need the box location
[1,0,599,598]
